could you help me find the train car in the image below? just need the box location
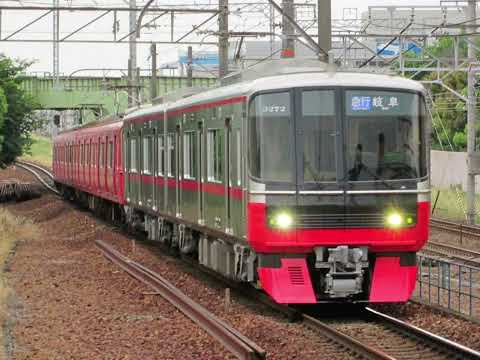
[53,116,125,210]
[53,66,430,304]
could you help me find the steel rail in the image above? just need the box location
[431,217,480,238]
[301,314,395,360]
[15,161,54,181]
[422,241,480,267]
[148,243,477,360]
[365,307,480,359]
[14,162,59,195]
[95,240,265,360]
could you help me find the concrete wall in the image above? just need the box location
[431,150,480,191]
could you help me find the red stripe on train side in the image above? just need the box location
[130,113,164,125]
[167,96,247,118]
[125,96,247,126]
[128,175,243,200]
[181,179,198,192]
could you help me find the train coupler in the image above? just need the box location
[314,246,369,298]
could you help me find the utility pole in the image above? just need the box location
[150,43,157,102]
[218,0,229,78]
[187,46,193,87]
[318,0,331,61]
[467,0,477,224]
[128,0,137,107]
[53,0,60,88]
[281,0,295,58]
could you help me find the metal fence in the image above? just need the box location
[415,254,480,320]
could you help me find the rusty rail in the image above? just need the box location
[14,162,59,195]
[422,241,480,267]
[431,217,480,239]
[95,240,265,360]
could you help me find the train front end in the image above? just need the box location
[247,74,429,304]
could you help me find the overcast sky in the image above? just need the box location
[0,0,449,75]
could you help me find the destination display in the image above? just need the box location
[346,91,418,116]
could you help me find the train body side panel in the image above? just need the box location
[52,120,125,205]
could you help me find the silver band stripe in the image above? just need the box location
[299,191,344,195]
[248,190,296,195]
[346,189,431,195]
[249,189,431,195]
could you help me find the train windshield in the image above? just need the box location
[249,92,293,182]
[249,89,426,184]
[345,90,425,182]
[300,90,337,182]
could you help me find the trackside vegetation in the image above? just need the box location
[0,56,37,167]
[20,134,52,167]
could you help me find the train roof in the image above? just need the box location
[125,70,425,121]
[55,115,124,142]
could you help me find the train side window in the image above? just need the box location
[100,142,105,168]
[158,135,165,176]
[81,144,84,165]
[108,141,114,169]
[183,131,196,179]
[143,136,153,175]
[167,134,176,177]
[129,138,137,172]
[207,129,223,183]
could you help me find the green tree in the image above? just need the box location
[0,56,37,167]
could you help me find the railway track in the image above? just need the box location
[430,218,480,238]
[95,239,266,360]
[421,241,480,267]
[96,238,480,360]
[311,307,480,360]
[428,218,480,266]
[14,161,59,195]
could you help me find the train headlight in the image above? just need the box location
[270,212,293,230]
[386,212,403,228]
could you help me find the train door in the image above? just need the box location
[155,119,165,212]
[80,141,84,187]
[69,143,73,183]
[104,138,108,192]
[180,113,199,224]
[95,139,100,191]
[198,114,205,225]
[294,88,346,239]
[203,107,227,230]
[87,140,92,189]
[112,135,117,196]
[114,133,123,199]
[228,103,246,237]
[166,115,178,216]
[106,136,113,193]
[77,141,81,186]
[141,124,154,209]
[126,127,140,206]
[99,137,105,192]
[65,143,69,183]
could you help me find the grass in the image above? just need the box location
[0,209,38,360]
[431,187,480,223]
[20,134,52,167]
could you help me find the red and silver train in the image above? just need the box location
[53,69,430,304]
